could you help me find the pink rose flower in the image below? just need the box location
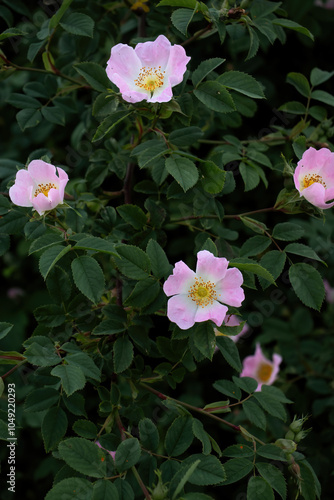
[163,250,245,330]
[240,343,282,392]
[95,440,116,460]
[106,34,190,103]
[215,314,250,343]
[315,0,334,8]
[9,160,68,216]
[324,279,334,303]
[293,147,334,209]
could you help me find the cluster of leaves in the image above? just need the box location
[1,0,334,499]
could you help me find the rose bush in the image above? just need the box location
[0,1,334,499]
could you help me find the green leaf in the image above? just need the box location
[192,322,216,360]
[165,416,194,457]
[256,444,288,462]
[115,438,141,471]
[74,62,111,91]
[278,101,307,115]
[192,419,211,455]
[184,454,226,485]
[243,400,266,430]
[114,479,134,500]
[51,364,86,396]
[49,0,74,29]
[139,418,159,451]
[41,105,66,126]
[0,27,27,41]
[113,336,134,373]
[247,476,275,500]
[171,460,201,500]
[71,256,105,304]
[222,444,254,458]
[42,407,68,452]
[286,72,311,98]
[46,266,72,303]
[29,233,64,254]
[246,25,260,60]
[223,458,253,484]
[25,387,59,412]
[45,478,93,500]
[73,419,97,439]
[93,480,119,500]
[259,250,286,289]
[169,126,204,146]
[289,263,325,310]
[65,351,101,382]
[0,234,10,256]
[165,156,199,192]
[192,58,226,88]
[92,319,126,336]
[117,204,147,230]
[157,0,198,7]
[171,8,196,35]
[92,111,132,142]
[285,243,324,263]
[310,68,334,86]
[125,278,160,308]
[239,163,260,191]
[229,259,276,285]
[58,437,106,477]
[218,71,265,99]
[146,239,171,279]
[240,236,271,258]
[0,210,27,234]
[7,93,40,109]
[16,108,42,131]
[115,244,151,280]
[216,336,242,372]
[200,161,226,194]
[74,236,117,256]
[299,460,321,500]
[0,322,13,340]
[272,222,304,241]
[232,376,258,394]
[194,81,236,113]
[272,18,314,41]
[63,393,87,417]
[256,463,287,500]
[253,392,286,421]
[24,336,60,366]
[34,304,66,327]
[60,13,94,37]
[212,379,242,400]
[39,245,72,279]
[311,89,334,107]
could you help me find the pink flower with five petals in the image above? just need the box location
[9,159,68,216]
[163,250,245,330]
[240,343,282,392]
[106,35,190,103]
[293,147,334,209]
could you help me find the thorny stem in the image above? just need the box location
[1,360,27,381]
[0,55,87,87]
[171,206,277,223]
[181,24,213,47]
[140,382,241,432]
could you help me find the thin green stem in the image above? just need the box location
[1,360,27,380]
[131,466,152,500]
[140,382,241,432]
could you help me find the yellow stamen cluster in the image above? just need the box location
[188,277,218,308]
[34,182,57,198]
[257,362,273,382]
[302,173,326,189]
[134,66,165,92]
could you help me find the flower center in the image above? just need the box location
[302,173,326,190]
[188,277,217,308]
[34,183,57,198]
[134,66,165,93]
[257,362,273,382]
